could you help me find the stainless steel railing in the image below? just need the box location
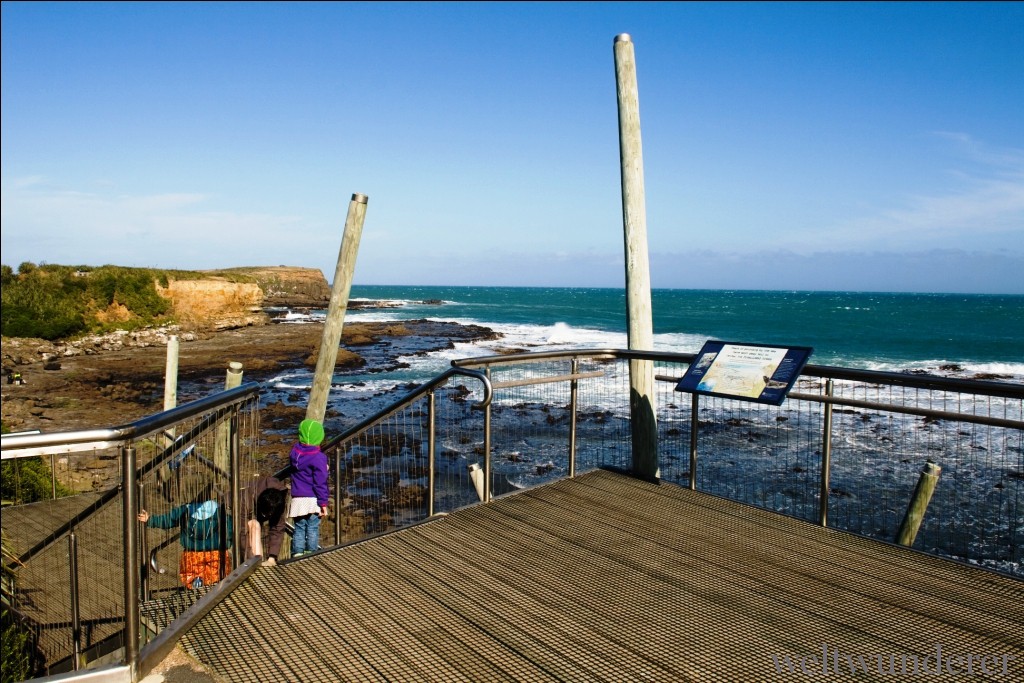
[1,383,262,682]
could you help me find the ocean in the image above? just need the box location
[338,286,1023,378]
[262,285,1022,415]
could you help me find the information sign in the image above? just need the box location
[675,341,813,406]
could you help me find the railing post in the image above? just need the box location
[428,390,437,516]
[819,379,834,527]
[229,413,240,572]
[688,393,699,490]
[139,482,150,601]
[50,453,57,499]
[569,359,579,478]
[69,531,82,670]
[121,444,140,681]
[334,448,343,546]
[484,368,492,502]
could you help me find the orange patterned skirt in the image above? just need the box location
[178,550,230,589]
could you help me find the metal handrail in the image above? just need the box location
[453,348,1024,400]
[0,382,262,460]
[321,366,492,453]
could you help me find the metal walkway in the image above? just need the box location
[181,469,1023,681]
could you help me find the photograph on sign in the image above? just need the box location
[675,341,813,406]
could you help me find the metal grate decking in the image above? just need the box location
[182,469,1023,681]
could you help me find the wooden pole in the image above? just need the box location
[614,33,658,480]
[163,335,179,412]
[158,335,179,482]
[215,362,244,473]
[225,361,244,390]
[307,193,369,423]
[896,461,942,547]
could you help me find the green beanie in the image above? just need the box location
[298,419,325,446]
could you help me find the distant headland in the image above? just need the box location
[1,263,335,339]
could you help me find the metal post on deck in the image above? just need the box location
[569,359,579,478]
[307,193,369,424]
[122,444,140,681]
[229,414,240,572]
[689,393,699,490]
[139,482,150,601]
[334,450,343,546]
[428,391,437,515]
[818,379,834,527]
[896,462,942,547]
[69,532,82,670]
[614,33,658,480]
[483,369,493,502]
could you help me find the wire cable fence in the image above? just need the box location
[321,367,492,540]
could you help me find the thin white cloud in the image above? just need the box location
[1,178,316,269]
[781,135,1024,253]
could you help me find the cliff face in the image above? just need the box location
[158,278,268,330]
[218,266,331,307]
[153,267,329,330]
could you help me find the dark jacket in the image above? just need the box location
[240,476,288,559]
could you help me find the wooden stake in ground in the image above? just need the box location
[614,33,658,480]
[307,193,369,424]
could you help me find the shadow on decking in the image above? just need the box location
[179,468,1023,681]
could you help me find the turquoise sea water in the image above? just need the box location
[344,286,1023,379]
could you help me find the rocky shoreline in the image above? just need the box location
[1,317,500,489]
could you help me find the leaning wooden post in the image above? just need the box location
[307,193,368,423]
[614,33,658,480]
[896,461,942,547]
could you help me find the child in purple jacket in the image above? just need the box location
[289,419,329,556]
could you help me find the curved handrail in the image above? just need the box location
[319,366,492,454]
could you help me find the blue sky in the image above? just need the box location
[2,2,1022,293]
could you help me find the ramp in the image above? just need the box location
[181,469,1023,681]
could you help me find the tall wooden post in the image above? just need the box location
[614,33,658,480]
[307,193,369,423]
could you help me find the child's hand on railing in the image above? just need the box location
[137,510,150,523]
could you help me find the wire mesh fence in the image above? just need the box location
[1,385,262,678]
[452,351,1022,577]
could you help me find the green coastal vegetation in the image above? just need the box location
[0,262,256,341]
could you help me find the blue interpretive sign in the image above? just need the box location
[675,341,813,406]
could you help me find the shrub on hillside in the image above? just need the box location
[0,263,180,340]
